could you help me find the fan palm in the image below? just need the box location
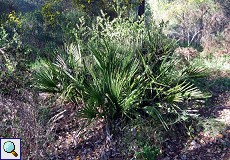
[34,18,207,131]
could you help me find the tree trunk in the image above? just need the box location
[138,0,145,17]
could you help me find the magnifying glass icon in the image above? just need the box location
[3,141,18,157]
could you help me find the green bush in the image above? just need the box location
[34,13,206,132]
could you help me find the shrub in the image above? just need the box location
[34,13,206,133]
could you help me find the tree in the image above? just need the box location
[147,0,221,48]
[138,0,145,17]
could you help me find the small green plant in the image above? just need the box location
[134,144,160,160]
[38,107,51,126]
[191,54,230,73]
[199,118,226,137]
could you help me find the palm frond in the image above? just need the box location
[34,61,60,93]
[144,105,169,130]
[79,104,98,119]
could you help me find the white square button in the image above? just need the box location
[0,138,21,160]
